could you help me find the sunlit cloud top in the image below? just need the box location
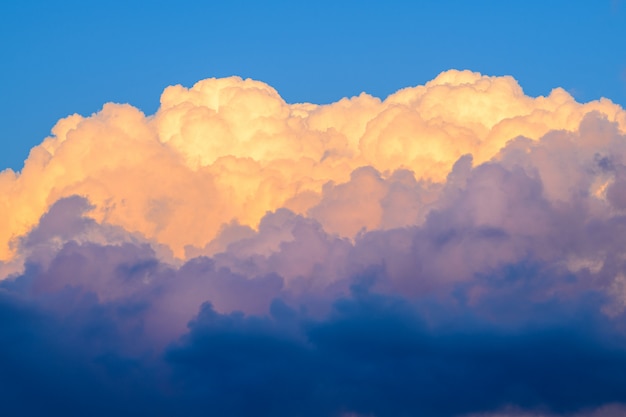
[2,70,624,267]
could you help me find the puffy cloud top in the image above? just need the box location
[1,70,624,265]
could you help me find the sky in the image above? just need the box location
[1,1,625,171]
[2,2,626,417]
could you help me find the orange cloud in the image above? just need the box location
[1,70,624,271]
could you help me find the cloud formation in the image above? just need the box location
[2,70,625,263]
[2,70,626,416]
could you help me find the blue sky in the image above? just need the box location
[1,0,625,171]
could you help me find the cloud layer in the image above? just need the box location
[2,70,626,416]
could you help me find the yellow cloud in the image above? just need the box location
[1,70,624,265]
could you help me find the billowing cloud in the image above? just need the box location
[2,70,625,263]
[2,70,626,416]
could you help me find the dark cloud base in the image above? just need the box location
[2,272,626,417]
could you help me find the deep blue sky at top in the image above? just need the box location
[1,0,625,172]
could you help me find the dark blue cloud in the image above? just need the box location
[0,288,170,417]
[3,262,626,417]
[162,288,626,417]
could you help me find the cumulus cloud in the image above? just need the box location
[1,70,625,263]
[2,70,626,416]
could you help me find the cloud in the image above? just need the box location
[464,403,626,417]
[2,267,626,416]
[2,71,626,416]
[1,70,624,263]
